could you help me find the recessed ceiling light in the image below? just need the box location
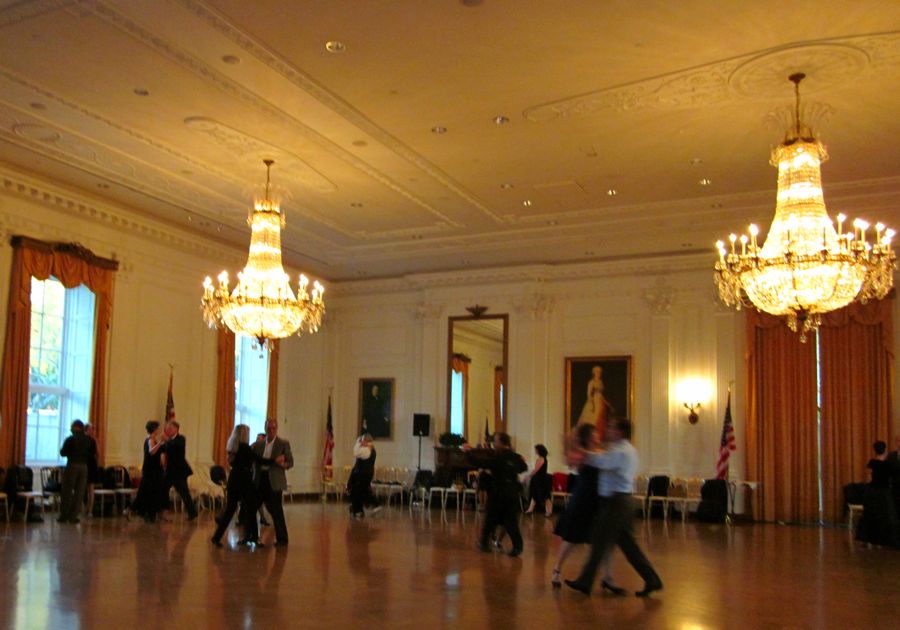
[325,41,346,53]
[350,202,363,208]
[96,183,109,189]
[221,55,241,65]
[710,202,723,208]
[187,216,193,222]
[431,126,447,134]
[607,189,618,196]
[547,220,558,226]
[522,200,532,207]
[681,242,693,248]
[500,183,514,190]
[584,250,595,256]
[689,158,704,166]
[493,115,509,125]
[29,102,46,110]
[133,88,149,96]
[699,178,712,186]
[412,234,423,240]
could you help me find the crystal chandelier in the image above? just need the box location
[714,73,895,341]
[202,159,325,347]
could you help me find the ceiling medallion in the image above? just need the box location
[714,73,895,341]
[202,160,325,348]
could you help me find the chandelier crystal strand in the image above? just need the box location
[714,73,895,341]
[201,159,325,347]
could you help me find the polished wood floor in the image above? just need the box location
[0,501,897,629]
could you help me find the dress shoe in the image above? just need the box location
[210,537,223,548]
[635,580,663,598]
[274,540,288,547]
[507,549,522,558]
[186,513,198,522]
[601,580,628,596]
[475,542,491,553]
[259,517,271,526]
[564,579,591,595]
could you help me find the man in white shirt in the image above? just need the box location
[566,417,663,597]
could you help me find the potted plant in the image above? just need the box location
[438,432,466,448]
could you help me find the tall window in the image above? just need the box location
[26,277,95,464]
[234,335,269,439]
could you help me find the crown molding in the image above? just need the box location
[0,163,245,268]
[330,253,712,297]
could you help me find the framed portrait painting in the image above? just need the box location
[358,378,394,440]
[565,356,632,434]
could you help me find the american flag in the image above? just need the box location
[716,390,736,479]
[322,395,334,475]
[165,366,176,422]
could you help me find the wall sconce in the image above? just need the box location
[676,378,710,425]
[684,402,701,424]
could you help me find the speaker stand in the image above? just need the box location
[417,432,423,470]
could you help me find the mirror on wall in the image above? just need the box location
[447,313,508,441]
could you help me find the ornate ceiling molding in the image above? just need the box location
[524,32,900,122]
[174,0,504,225]
[183,116,336,192]
[80,0,467,235]
[0,165,245,269]
[0,0,73,28]
[332,254,711,296]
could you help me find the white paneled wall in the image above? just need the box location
[3,166,897,504]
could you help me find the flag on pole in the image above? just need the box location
[715,390,737,479]
[165,366,176,422]
[322,395,334,474]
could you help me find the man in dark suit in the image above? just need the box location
[58,419,96,524]
[162,421,197,520]
[252,418,293,546]
[466,432,528,557]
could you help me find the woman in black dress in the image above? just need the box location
[212,424,276,547]
[525,444,553,515]
[856,440,900,548]
[550,423,622,592]
[131,420,166,523]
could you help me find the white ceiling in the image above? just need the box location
[1,0,899,282]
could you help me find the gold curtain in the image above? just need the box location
[746,310,819,523]
[212,328,235,467]
[0,236,117,468]
[818,299,893,522]
[266,338,279,421]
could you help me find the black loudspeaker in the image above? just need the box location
[413,413,431,437]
